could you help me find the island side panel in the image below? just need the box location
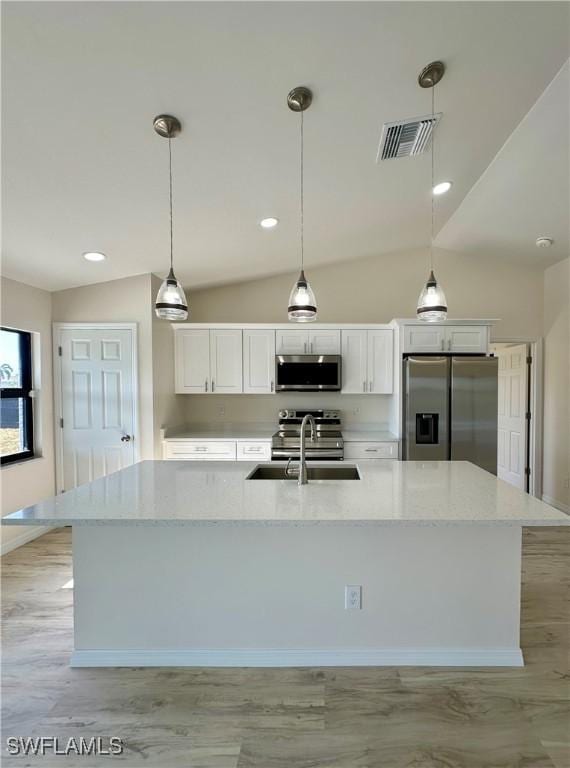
[72,525,522,667]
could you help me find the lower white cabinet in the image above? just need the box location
[164,438,271,462]
[236,440,272,461]
[344,441,398,460]
[164,440,237,461]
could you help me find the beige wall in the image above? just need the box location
[1,278,55,552]
[187,248,544,340]
[52,274,156,460]
[542,258,570,511]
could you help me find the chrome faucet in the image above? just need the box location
[297,414,316,485]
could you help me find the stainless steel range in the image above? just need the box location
[271,409,344,461]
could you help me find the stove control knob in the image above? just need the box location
[279,410,288,418]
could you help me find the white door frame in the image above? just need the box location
[53,323,140,494]
[491,337,543,499]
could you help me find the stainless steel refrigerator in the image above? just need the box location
[403,356,498,474]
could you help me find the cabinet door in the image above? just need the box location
[210,330,243,394]
[275,330,308,354]
[341,330,368,394]
[367,330,393,394]
[243,330,276,394]
[175,329,210,393]
[446,326,488,354]
[403,325,446,353]
[309,329,341,354]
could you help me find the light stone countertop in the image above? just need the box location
[3,460,568,528]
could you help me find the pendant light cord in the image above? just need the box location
[430,84,435,273]
[300,109,304,273]
[168,135,174,272]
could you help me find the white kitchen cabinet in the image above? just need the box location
[164,440,237,460]
[210,329,243,394]
[175,329,211,393]
[309,330,341,354]
[175,328,242,394]
[403,325,447,354]
[243,330,276,394]
[446,326,489,353]
[276,329,340,355]
[367,330,393,394]
[341,330,368,393]
[236,440,272,461]
[341,329,393,394]
[344,441,398,460]
[403,324,488,354]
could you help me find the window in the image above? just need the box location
[1,328,34,465]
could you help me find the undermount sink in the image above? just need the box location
[246,464,361,481]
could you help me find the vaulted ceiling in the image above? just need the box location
[2,1,568,291]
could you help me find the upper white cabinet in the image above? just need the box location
[341,329,393,394]
[175,328,242,394]
[403,325,488,354]
[243,329,276,394]
[175,329,211,393]
[210,329,243,393]
[276,329,340,355]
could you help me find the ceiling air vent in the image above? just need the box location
[376,112,442,161]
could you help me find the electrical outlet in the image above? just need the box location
[345,585,362,611]
[565,477,570,490]
[352,407,360,416]
[218,405,226,417]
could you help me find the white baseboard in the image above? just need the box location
[542,494,570,515]
[0,526,52,556]
[71,647,524,668]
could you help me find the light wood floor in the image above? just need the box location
[1,526,569,767]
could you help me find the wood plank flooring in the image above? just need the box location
[1,526,569,767]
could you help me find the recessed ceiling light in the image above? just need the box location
[535,236,553,248]
[432,181,452,196]
[83,251,106,262]
[260,217,279,229]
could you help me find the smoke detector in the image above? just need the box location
[376,112,442,161]
[536,236,554,248]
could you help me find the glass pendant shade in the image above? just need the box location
[155,268,188,321]
[416,270,447,322]
[288,270,317,322]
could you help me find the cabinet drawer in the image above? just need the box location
[236,441,272,461]
[344,442,398,460]
[164,440,236,460]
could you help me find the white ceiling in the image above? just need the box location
[436,61,569,267]
[2,1,569,291]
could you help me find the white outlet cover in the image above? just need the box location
[345,584,362,610]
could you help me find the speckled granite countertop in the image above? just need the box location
[3,460,568,528]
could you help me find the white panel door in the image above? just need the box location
[175,329,210,393]
[496,344,528,489]
[446,326,488,353]
[341,330,368,393]
[367,330,393,394]
[403,325,446,353]
[243,330,275,394]
[275,330,308,354]
[210,329,243,394]
[59,328,136,492]
[309,330,341,354]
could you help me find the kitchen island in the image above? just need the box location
[3,460,568,668]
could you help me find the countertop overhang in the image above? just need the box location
[2,460,568,527]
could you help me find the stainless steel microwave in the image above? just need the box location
[275,355,342,391]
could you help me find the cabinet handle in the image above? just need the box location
[448,339,451,351]
[211,380,215,392]
[363,381,366,393]
[365,448,379,453]
[369,381,373,392]
[309,342,313,353]
[441,339,445,351]
[205,379,208,392]
[304,342,307,353]
[271,380,274,393]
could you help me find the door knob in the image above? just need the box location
[121,434,132,443]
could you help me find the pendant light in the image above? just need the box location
[416,62,448,322]
[153,114,188,321]
[287,87,317,322]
